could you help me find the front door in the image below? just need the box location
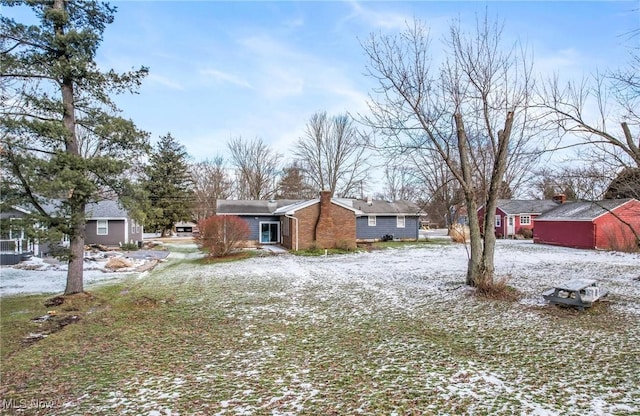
[507,215,515,236]
[259,222,279,244]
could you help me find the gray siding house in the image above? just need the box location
[0,199,141,264]
[348,199,422,241]
[85,200,143,247]
[216,200,302,245]
[216,197,424,246]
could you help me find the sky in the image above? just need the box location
[3,1,639,189]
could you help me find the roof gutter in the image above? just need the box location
[285,214,298,251]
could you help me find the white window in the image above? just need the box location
[97,220,108,235]
[396,216,405,228]
[520,215,531,225]
[368,216,376,226]
[495,215,501,227]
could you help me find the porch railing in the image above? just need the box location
[0,239,29,253]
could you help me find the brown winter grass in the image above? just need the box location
[474,274,521,301]
[1,244,638,415]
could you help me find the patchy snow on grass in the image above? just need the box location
[11,239,640,415]
[0,250,171,297]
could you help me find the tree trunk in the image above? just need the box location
[454,113,485,286]
[65,209,85,294]
[56,0,85,295]
[477,111,515,288]
[465,196,484,286]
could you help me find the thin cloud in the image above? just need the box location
[537,48,582,73]
[285,17,304,29]
[343,0,410,30]
[147,73,184,91]
[200,69,252,89]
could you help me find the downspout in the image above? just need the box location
[285,214,298,251]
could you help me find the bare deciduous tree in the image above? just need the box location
[191,156,233,222]
[294,112,369,197]
[228,137,281,200]
[536,46,639,170]
[362,16,533,287]
[530,166,612,201]
[536,37,640,248]
[380,160,419,201]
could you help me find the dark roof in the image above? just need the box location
[216,199,303,215]
[496,199,559,215]
[85,200,128,218]
[346,199,424,216]
[2,199,129,219]
[536,198,635,221]
[217,198,424,216]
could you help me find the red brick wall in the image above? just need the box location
[294,200,356,250]
[315,191,336,248]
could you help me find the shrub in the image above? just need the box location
[474,274,520,301]
[120,242,139,251]
[197,215,250,258]
[516,228,533,239]
[449,224,469,243]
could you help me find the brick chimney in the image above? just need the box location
[315,190,335,248]
[552,194,566,204]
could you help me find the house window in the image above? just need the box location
[495,215,501,227]
[282,218,289,237]
[520,215,531,225]
[396,216,405,228]
[368,216,376,226]
[97,220,108,235]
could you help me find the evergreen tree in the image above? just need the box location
[143,134,194,236]
[277,162,315,199]
[1,0,149,294]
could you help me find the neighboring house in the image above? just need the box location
[478,197,561,238]
[0,199,141,263]
[216,193,423,250]
[534,198,640,251]
[85,200,143,247]
[175,221,197,237]
[0,206,38,265]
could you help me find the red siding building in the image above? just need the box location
[534,198,640,251]
[478,199,559,238]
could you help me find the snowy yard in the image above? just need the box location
[1,239,639,415]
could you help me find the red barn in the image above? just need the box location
[478,199,559,238]
[534,198,640,251]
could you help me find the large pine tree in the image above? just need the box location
[143,134,194,236]
[0,0,149,294]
